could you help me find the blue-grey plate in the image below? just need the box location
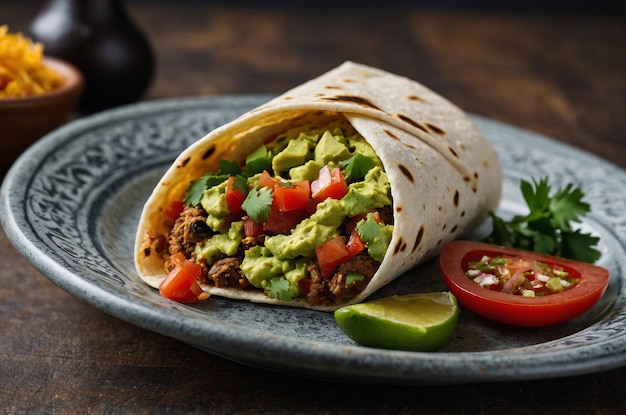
[2,95,625,384]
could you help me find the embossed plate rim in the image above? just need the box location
[1,95,625,384]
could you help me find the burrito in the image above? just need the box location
[134,61,502,310]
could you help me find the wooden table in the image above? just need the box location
[2,2,625,413]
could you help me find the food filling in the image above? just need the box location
[142,120,394,305]
[465,255,580,297]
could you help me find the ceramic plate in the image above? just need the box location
[2,95,625,384]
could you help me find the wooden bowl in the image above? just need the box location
[0,56,84,166]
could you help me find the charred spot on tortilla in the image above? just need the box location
[395,206,402,213]
[407,94,424,102]
[325,85,341,89]
[453,190,460,207]
[461,210,466,217]
[383,129,400,141]
[450,225,458,234]
[412,225,425,252]
[202,146,216,160]
[425,122,445,136]
[178,157,191,168]
[393,237,407,255]
[396,114,429,134]
[448,146,459,158]
[323,95,381,111]
[398,164,414,183]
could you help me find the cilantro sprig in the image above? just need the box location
[485,177,601,263]
[339,154,377,182]
[184,160,243,206]
[241,185,273,222]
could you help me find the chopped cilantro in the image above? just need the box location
[231,174,249,196]
[183,160,244,206]
[184,173,229,206]
[486,177,601,263]
[356,212,383,242]
[265,277,299,301]
[241,185,273,222]
[345,272,364,286]
[218,159,242,176]
[339,154,377,182]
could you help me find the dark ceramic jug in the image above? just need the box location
[29,0,155,111]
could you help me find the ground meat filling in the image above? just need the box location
[164,206,387,304]
[206,257,250,289]
[307,253,378,306]
[168,205,212,258]
[140,230,167,259]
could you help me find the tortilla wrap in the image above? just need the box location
[134,61,502,310]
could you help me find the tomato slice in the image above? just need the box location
[274,180,311,212]
[225,176,246,216]
[439,241,610,327]
[316,236,351,278]
[311,166,348,202]
[159,253,208,303]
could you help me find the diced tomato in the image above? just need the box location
[258,170,279,189]
[346,229,366,257]
[243,216,265,237]
[164,201,184,222]
[263,209,307,234]
[225,176,246,216]
[311,166,348,203]
[315,236,351,278]
[274,180,311,212]
[159,253,208,303]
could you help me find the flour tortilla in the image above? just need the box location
[134,61,502,310]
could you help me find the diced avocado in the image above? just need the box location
[314,130,352,165]
[546,277,565,293]
[272,138,313,175]
[350,137,382,165]
[366,224,393,262]
[241,246,297,288]
[289,160,323,181]
[246,144,273,175]
[341,166,392,217]
[195,221,244,264]
[200,180,231,233]
[264,198,345,259]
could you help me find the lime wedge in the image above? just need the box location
[334,292,459,352]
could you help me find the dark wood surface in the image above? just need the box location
[2,2,625,413]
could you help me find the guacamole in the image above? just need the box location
[175,124,394,304]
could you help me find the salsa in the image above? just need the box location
[465,255,580,297]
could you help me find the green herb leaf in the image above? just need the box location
[183,160,243,206]
[485,177,600,263]
[184,173,228,206]
[232,174,250,196]
[339,154,377,181]
[265,277,299,301]
[356,213,383,243]
[560,230,601,263]
[241,185,273,222]
[218,159,242,176]
[345,272,365,286]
